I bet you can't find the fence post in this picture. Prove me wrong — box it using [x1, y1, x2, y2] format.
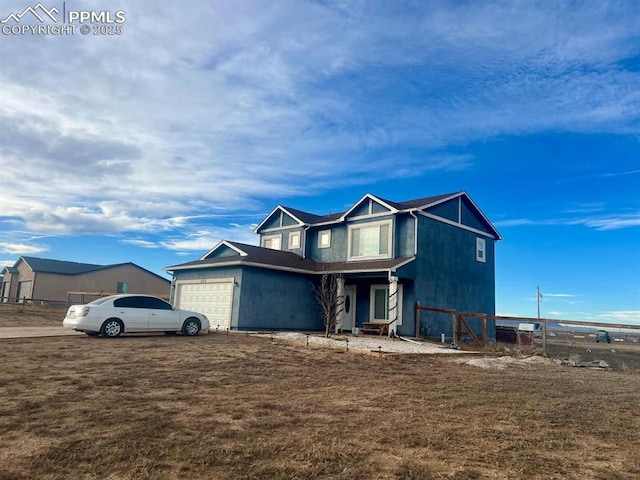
[482, 314, 487, 348]
[452, 310, 457, 345]
[416, 301, 421, 339]
[21, 297, 26, 312]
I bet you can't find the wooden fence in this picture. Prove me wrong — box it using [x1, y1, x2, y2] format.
[416, 302, 640, 353]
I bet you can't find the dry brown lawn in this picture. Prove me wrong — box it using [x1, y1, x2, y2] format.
[0, 305, 639, 479]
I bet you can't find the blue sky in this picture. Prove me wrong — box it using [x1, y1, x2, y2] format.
[0, 1, 638, 324]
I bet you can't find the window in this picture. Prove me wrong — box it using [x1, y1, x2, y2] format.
[373, 287, 389, 320]
[318, 230, 331, 249]
[288, 231, 301, 249]
[476, 237, 486, 263]
[114, 296, 145, 308]
[348, 221, 391, 260]
[116, 282, 129, 293]
[369, 284, 403, 324]
[262, 234, 282, 250]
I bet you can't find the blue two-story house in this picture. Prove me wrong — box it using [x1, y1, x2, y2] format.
[165, 192, 501, 339]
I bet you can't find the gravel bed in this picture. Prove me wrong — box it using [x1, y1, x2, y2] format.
[255, 331, 471, 354]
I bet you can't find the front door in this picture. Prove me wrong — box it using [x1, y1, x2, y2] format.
[343, 285, 356, 332]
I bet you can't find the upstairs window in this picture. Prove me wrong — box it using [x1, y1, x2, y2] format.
[348, 221, 391, 260]
[476, 237, 486, 263]
[318, 230, 331, 249]
[288, 231, 301, 249]
[262, 234, 282, 250]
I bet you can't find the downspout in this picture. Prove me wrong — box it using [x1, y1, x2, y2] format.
[409, 210, 418, 256]
[302, 225, 310, 258]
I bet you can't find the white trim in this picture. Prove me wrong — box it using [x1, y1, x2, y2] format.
[347, 219, 393, 261]
[345, 211, 396, 221]
[418, 211, 497, 239]
[254, 192, 500, 240]
[261, 234, 282, 250]
[369, 283, 403, 324]
[200, 240, 248, 260]
[318, 229, 331, 249]
[339, 193, 398, 221]
[288, 231, 301, 250]
[259, 225, 304, 233]
[175, 277, 235, 286]
[165, 257, 416, 276]
[254, 205, 305, 233]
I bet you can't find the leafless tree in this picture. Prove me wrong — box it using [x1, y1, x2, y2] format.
[312, 272, 344, 338]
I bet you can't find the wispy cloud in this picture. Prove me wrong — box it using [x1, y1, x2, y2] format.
[0, 242, 49, 255]
[495, 211, 640, 231]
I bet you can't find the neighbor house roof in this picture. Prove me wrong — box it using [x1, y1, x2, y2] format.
[21, 256, 106, 275]
[5, 256, 169, 282]
[166, 241, 414, 276]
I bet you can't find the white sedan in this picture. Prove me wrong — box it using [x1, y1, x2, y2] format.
[63, 294, 210, 338]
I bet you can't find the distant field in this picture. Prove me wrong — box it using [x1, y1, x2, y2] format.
[1, 316, 639, 479]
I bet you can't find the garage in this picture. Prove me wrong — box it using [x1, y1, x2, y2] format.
[175, 279, 234, 330]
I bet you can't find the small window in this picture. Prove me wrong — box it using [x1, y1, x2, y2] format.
[116, 282, 129, 293]
[476, 238, 486, 263]
[262, 234, 282, 250]
[288, 231, 301, 249]
[318, 230, 331, 249]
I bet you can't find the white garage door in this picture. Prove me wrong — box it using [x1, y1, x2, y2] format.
[175, 279, 234, 330]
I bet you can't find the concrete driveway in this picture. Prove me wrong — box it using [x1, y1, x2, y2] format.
[0, 327, 84, 339]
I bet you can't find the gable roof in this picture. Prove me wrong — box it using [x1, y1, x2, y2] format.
[5, 256, 169, 282]
[167, 241, 414, 276]
[254, 191, 500, 239]
[21, 256, 106, 275]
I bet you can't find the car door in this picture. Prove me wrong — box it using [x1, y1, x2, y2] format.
[143, 297, 180, 331]
[113, 296, 150, 331]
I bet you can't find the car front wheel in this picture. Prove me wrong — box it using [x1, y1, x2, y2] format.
[182, 318, 201, 336]
[101, 319, 124, 338]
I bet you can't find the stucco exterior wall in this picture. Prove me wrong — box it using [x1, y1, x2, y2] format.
[412, 216, 496, 340]
[237, 267, 322, 331]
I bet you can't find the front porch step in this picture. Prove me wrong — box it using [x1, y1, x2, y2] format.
[360, 322, 389, 336]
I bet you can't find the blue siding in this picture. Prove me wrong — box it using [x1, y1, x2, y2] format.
[395, 213, 415, 257]
[347, 201, 370, 218]
[371, 200, 391, 214]
[259, 212, 281, 231]
[237, 267, 322, 331]
[308, 226, 348, 262]
[410, 216, 496, 340]
[205, 245, 241, 259]
[461, 197, 490, 233]
[282, 212, 298, 227]
[284, 227, 304, 256]
[425, 198, 458, 222]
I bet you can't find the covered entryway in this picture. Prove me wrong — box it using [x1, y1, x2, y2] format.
[175, 279, 234, 330]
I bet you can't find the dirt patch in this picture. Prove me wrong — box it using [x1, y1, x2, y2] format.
[0, 303, 67, 327]
[0, 332, 639, 480]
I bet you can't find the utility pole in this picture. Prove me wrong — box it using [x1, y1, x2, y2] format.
[537, 285, 542, 319]
[537, 285, 547, 357]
